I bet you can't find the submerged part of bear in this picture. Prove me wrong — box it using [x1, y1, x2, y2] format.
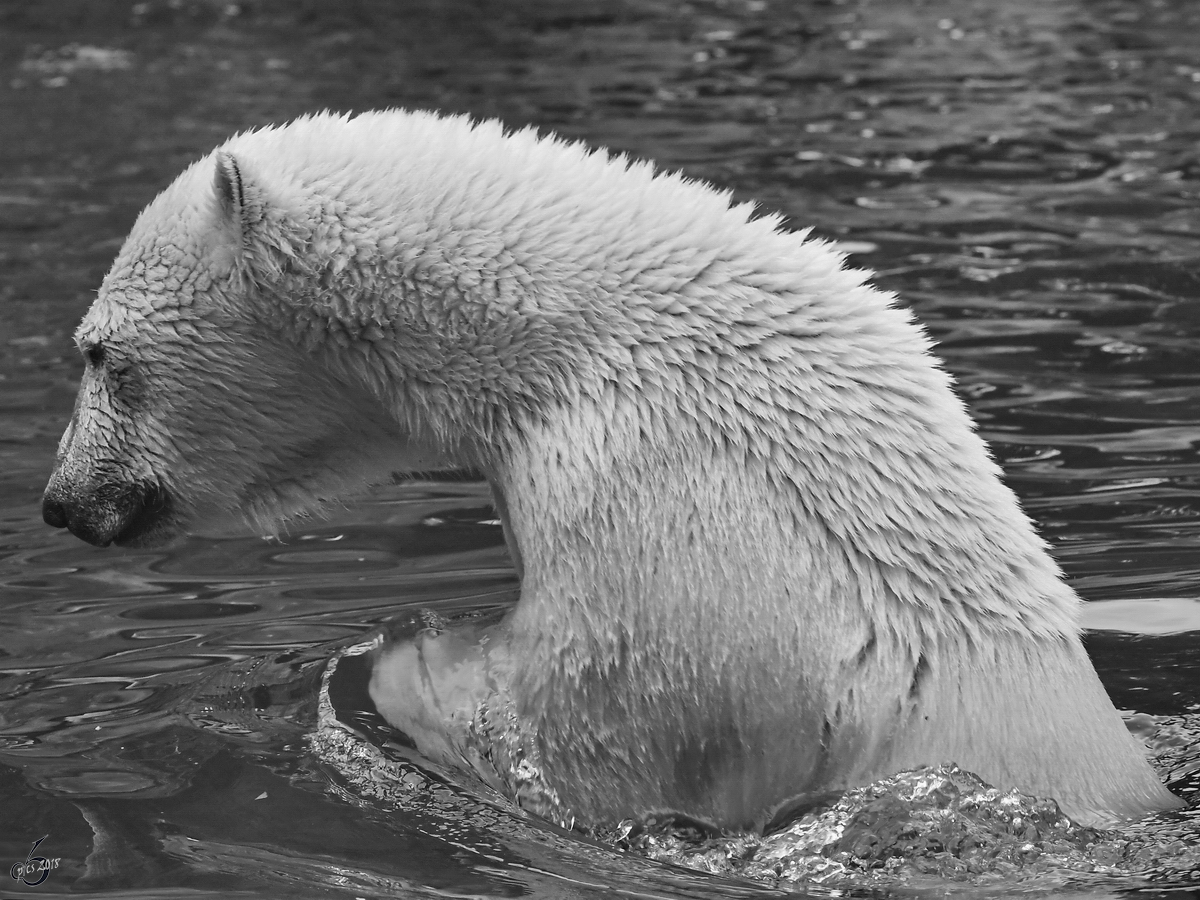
[42, 109, 1181, 831]
[317, 641, 1198, 888]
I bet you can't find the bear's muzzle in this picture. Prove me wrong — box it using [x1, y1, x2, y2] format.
[42, 471, 171, 547]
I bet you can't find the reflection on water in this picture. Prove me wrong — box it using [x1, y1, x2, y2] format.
[2, 0, 1200, 896]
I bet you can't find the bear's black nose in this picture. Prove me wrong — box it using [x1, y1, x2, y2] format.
[43, 495, 69, 529]
[41, 475, 170, 547]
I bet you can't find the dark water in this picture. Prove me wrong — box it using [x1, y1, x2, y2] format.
[2, 0, 1200, 896]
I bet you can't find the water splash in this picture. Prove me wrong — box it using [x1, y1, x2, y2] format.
[314, 640, 1200, 893]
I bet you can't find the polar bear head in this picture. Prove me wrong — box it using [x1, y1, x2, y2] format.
[42, 150, 448, 547]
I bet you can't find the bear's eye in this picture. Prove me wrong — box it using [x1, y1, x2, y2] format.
[83, 342, 105, 367]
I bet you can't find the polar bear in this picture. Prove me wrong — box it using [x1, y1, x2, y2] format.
[42, 110, 1179, 831]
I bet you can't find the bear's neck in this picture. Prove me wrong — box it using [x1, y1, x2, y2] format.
[481, 329, 1084, 668]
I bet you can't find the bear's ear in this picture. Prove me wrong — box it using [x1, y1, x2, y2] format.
[214, 151, 244, 219]
[212, 150, 264, 245]
[211, 150, 301, 283]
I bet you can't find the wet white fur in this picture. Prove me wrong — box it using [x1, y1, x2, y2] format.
[71, 110, 1178, 828]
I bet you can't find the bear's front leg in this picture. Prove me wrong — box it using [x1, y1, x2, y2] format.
[366, 616, 573, 824]
[369, 619, 500, 763]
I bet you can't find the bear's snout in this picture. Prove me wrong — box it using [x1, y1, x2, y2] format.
[41, 494, 70, 530]
[42, 472, 171, 547]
